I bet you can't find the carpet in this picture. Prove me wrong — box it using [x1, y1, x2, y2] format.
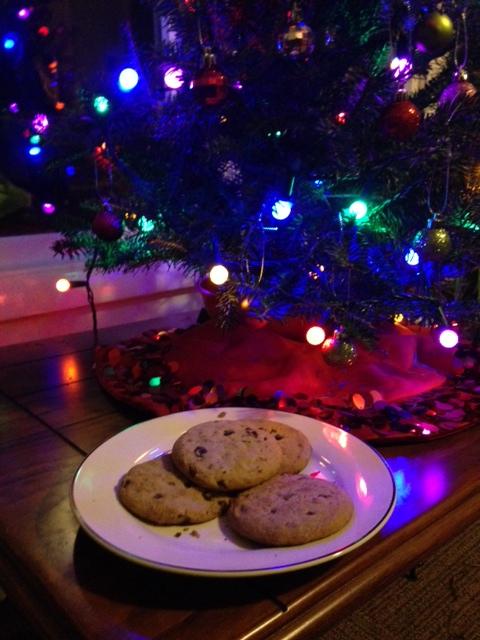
[320, 518, 480, 640]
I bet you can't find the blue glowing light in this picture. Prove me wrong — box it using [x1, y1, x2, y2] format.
[28, 146, 42, 157]
[3, 34, 17, 50]
[405, 248, 419, 266]
[118, 68, 139, 92]
[272, 199, 293, 221]
[65, 165, 76, 176]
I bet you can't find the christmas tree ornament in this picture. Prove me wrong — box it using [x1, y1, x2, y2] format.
[414, 227, 452, 261]
[439, 70, 477, 109]
[321, 332, 357, 367]
[413, 11, 455, 56]
[92, 208, 123, 241]
[379, 99, 421, 141]
[277, 3, 314, 60]
[191, 49, 229, 107]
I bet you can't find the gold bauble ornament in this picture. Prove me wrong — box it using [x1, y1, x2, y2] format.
[414, 227, 452, 261]
[321, 333, 357, 367]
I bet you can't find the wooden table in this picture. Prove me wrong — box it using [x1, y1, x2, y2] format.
[1, 320, 480, 640]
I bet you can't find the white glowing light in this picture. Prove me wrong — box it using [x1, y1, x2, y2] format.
[55, 278, 71, 293]
[405, 248, 419, 266]
[164, 66, 185, 89]
[118, 68, 139, 92]
[306, 325, 326, 346]
[438, 328, 459, 349]
[272, 199, 293, 221]
[209, 264, 229, 285]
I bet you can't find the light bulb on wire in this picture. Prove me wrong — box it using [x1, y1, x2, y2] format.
[93, 95, 110, 114]
[3, 34, 17, 50]
[209, 264, 229, 285]
[438, 328, 459, 349]
[306, 326, 326, 346]
[118, 68, 139, 92]
[272, 199, 293, 221]
[164, 66, 185, 89]
[348, 200, 368, 221]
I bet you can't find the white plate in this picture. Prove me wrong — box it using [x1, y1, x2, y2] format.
[71, 407, 396, 577]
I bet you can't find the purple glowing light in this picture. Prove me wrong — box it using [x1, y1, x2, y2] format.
[390, 56, 412, 80]
[41, 202, 56, 215]
[438, 328, 459, 349]
[17, 7, 32, 20]
[32, 113, 49, 133]
[163, 66, 185, 90]
[8, 102, 19, 114]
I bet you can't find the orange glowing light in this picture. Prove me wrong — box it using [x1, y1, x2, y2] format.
[61, 356, 79, 384]
[54, 101, 65, 111]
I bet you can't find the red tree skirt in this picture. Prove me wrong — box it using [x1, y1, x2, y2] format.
[95, 318, 480, 445]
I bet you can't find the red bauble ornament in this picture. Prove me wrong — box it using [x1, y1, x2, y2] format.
[92, 209, 123, 242]
[191, 50, 228, 107]
[379, 100, 421, 142]
[439, 77, 477, 109]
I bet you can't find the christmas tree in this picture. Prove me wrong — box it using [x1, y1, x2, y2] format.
[3, 1, 480, 439]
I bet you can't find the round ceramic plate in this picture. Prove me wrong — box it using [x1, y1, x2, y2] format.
[71, 407, 396, 577]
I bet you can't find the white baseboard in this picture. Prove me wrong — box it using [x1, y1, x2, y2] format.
[0, 233, 202, 347]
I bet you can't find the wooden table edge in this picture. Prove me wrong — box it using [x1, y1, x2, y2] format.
[257, 488, 480, 640]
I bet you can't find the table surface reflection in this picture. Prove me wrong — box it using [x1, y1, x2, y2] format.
[0, 324, 479, 640]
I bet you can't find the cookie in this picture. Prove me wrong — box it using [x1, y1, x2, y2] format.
[227, 474, 354, 546]
[171, 419, 283, 490]
[118, 454, 230, 525]
[247, 419, 312, 473]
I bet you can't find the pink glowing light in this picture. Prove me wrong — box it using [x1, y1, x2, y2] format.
[32, 113, 49, 133]
[164, 66, 185, 90]
[438, 328, 459, 349]
[8, 102, 19, 113]
[390, 56, 412, 80]
[41, 202, 56, 215]
[17, 7, 32, 20]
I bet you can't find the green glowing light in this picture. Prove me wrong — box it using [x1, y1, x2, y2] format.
[148, 376, 162, 387]
[138, 216, 155, 233]
[29, 134, 41, 144]
[348, 200, 368, 220]
[93, 95, 111, 115]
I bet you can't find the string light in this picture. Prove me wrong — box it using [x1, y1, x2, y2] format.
[209, 264, 229, 285]
[17, 8, 32, 20]
[93, 95, 110, 114]
[3, 34, 17, 50]
[55, 278, 87, 293]
[348, 200, 368, 220]
[41, 202, 56, 215]
[306, 326, 326, 346]
[405, 248, 420, 266]
[164, 66, 185, 89]
[28, 146, 42, 157]
[390, 56, 412, 79]
[272, 199, 293, 220]
[118, 67, 139, 92]
[55, 279, 71, 293]
[32, 113, 49, 133]
[438, 328, 459, 349]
